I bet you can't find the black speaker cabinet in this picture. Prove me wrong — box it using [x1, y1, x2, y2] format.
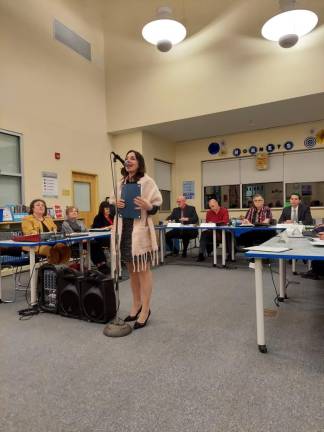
[37, 265, 116, 324]
[57, 268, 84, 319]
[81, 270, 116, 323]
[37, 264, 68, 313]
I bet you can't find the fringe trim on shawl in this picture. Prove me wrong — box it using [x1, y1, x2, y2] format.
[132, 249, 159, 272]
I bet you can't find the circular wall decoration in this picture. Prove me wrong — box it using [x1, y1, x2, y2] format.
[284, 141, 294, 150]
[233, 148, 241, 157]
[266, 144, 275, 153]
[243, 149, 247, 154]
[249, 146, 257, 155]
[208, 142, 220, 155]
[304, 136, 316, 149]
[259, 147, 264, 152]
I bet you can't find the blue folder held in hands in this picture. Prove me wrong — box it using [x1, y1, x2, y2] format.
[118, 183, 141, 219]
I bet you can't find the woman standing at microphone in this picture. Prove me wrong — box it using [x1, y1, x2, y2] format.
[112, 150, 162, 329]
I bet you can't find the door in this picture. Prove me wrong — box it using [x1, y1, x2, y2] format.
[72, 172, 98, 228]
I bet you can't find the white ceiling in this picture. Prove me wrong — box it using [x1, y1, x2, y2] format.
[112, 93, 324, 142]
[105, 0, 324, 142]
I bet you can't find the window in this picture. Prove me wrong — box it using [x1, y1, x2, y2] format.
[202, 150, 324, 209]
[286, 182, 324, 207]
[204, 185, 240, 209]
[242, 182, 283, 208]
[160, 190, 171, 211]
[154, 160, 172, 212]
[0, 131, 22, 206]
[202, 159, 240, 209]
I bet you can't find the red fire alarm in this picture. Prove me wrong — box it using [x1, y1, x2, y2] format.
[54, 152, 61, 160]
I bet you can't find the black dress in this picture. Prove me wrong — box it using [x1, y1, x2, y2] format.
[120, 218, 134, 263]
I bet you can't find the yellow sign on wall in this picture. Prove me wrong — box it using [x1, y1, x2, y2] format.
[256, 153, 268, 170]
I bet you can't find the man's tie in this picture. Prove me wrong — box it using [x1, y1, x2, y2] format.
[292, 207, 297, 222]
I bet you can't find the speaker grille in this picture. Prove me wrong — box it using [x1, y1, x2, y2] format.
[54, 19, 91, 61]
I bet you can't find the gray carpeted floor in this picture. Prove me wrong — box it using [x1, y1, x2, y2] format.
[1, 260, 324, 432]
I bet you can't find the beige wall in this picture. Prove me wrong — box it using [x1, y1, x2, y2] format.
[142, 130, 175, 178]
[111, 130, 175, 179]
[104, 0, 324, 132]
[142, 131, 176, 219]
[174, 120, 324, 220]
[111, 130, 175, 218]
[111, 131, 143, 158]
[0, 0, 110, 209]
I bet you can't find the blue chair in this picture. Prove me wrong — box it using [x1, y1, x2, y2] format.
[0, 254, 30, 303]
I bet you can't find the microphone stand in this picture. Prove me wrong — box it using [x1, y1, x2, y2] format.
[103, 153, 132, 337]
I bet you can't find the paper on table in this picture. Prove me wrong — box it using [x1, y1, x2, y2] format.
[245, 246, 291, 253]
[310, 238, 324, 246]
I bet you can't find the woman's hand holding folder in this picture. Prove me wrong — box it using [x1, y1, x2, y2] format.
[116, 199, 125, 208]
[134, 196, 153, 211]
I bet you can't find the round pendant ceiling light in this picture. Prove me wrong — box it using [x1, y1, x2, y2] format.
[142, 6, 187, 52]
[261, 0, 318, 48]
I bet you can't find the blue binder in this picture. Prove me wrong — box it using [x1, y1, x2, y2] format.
[118, 183, 141, 219]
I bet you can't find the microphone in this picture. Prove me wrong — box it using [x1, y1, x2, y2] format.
[111, 152, 125, 165]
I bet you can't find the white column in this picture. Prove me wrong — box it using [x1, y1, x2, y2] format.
[222, 229, 226, 266]
[213, 229, 217, 266]
[279, 259, 286, 299]
[160, 229, 164, 264]
[255, 259, 265, 347]
[79, 241, 84, 272]
[231, 231, 235, 261]
[30, 248, 37, 305]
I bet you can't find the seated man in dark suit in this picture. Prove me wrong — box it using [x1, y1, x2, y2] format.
[278, 193, 313, 225]
[165, 196, 198, 257]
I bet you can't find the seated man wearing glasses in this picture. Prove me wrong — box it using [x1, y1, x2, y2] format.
[165, 196, 198, 258]
[238, 194, 275, 247]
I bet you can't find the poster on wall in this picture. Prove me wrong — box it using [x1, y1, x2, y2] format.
[183, 181, 195, 199]
[42, 171, 58, 197]
[256, 153, 268, 170]
[1, 207, 13, 222]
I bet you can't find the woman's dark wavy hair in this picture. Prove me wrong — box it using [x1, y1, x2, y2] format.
[121, 150, 146, 182]
[98, 201, 110, 216]
[29, 199, 48, 216]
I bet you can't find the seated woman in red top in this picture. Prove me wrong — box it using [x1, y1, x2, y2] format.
[197, 198, 229, 261]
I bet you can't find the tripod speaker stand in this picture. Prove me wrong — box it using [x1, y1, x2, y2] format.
[103, 152, 132, 337]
